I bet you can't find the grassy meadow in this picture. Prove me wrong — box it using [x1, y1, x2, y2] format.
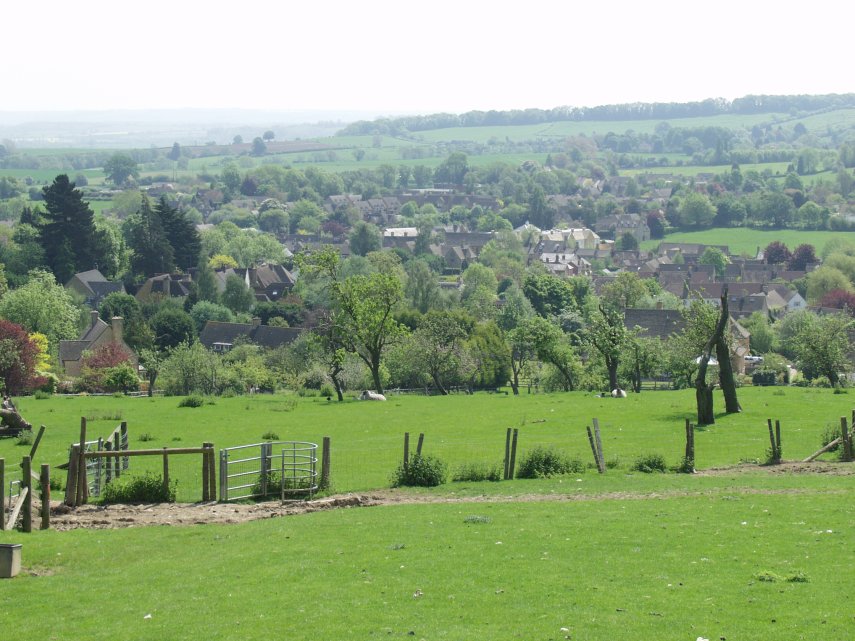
[2, 388, 854, 640]
[1, 387, 850, 495]
[643, 228, 853, 257]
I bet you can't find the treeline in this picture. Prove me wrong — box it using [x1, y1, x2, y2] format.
[338, 94, 855, 136]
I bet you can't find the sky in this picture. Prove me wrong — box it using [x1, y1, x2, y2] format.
[5, 0, 853, 119]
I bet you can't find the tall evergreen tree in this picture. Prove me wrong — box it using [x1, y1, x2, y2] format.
[155, 196, 200, 271]
[39, 174, 103, 283]
[127, 196, 174, 277]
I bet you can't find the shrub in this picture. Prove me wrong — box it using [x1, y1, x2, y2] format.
[102, 472, 176, 503]
[631, 453, 668, 473]
[820, 423, 841, 453]
[516, 446, 584, 478]
[138, 432, 154, 442]
[319, 382, 336, 398]
[392, 454, 447, 487]
[262, 431, 280, 440]
[33, 390, 52, 400]
[102, 363, 140, 393]
[452, 462, 502, 482]
[15, 430, 34, 446]
[178, 394, 204, 408]
[751, 369, 777, 386]
[810, 376, 832, 388]
[251, 470, 313, 498]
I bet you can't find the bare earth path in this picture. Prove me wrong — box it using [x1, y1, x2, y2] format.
[44, 461, 854, 531]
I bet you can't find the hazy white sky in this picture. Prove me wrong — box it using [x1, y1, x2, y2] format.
[6, 0, 852, 117]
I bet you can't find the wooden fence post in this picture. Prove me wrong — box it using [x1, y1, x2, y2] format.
[403, 432, 410, 472]
[162, 448, 169, 498]
[592, 418, 605, 473]
[104, 441, 113, 485]
[22, 456, 32, 533]
[0, 458, 5, 531]
[29, 425, 46, 461]
[416, 433, 424, 457]
[841, 417, 852, 462]
[503, 428, 512, 480]
[586, 426, 601, 473]
[775, 420, 782, 463]
[120, 421, 128, 472]
[65, 445, 79, 506]
[509, 429, 519, 480]
[40, 463, 50, 530]
[208, 446, 217, 501]
[683, 419, 695, 473]
[767, 418, 778, 464]
[320, 437, 331, 490]
[75, 417, 88, 505]
[201, 443, 210, 501]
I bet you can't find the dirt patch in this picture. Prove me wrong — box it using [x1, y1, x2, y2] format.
[36, 461, 852, 531]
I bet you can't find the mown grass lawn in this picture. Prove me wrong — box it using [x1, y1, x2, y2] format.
[1, 483, 853, 641]
[1, 387, 851, 495]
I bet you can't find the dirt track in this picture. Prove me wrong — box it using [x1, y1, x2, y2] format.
[42, 461, 854, 531]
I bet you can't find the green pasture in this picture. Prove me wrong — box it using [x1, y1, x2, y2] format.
[1, 482, 853, 640]
[642, 228, 854, 257]
[1, 387, 850, 496]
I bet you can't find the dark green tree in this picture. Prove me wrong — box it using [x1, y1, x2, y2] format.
[348, 221, 382, 257]
[103, 153, 139, 186]
[39, 174, 104, 283]
[221, 273, 255, 313]
[150, 307, 196, 351]
[126, 196, 175, 277]
[156, 196, 201, 271]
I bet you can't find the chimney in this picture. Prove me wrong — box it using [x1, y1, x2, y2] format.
[251, 317, 261, 327]
[112, 317, 123, 344]
[90, 310, 99, 328]
[656, 301, 664, 310]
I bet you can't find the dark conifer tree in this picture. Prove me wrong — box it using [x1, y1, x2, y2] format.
[39, 174, 102, 282]
[127, 196, 174, 277]
[155, 196, 201, 271]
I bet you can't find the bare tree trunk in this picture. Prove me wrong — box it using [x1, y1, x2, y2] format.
[716, 286, 741, 413]
[695, 290, 730, 426]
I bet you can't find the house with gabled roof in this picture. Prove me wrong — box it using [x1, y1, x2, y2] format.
[199, 319, 303, 353]
[59, 311, 137, 377]
[66, 269, 125, 308]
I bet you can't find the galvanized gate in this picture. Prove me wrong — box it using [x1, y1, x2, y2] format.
[71, 432, 129, 497]
[219, 441, 318, 502]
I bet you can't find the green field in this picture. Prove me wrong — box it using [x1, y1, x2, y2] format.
[1, 387, 850, 496]
[2, 388, 854, 640]
[643, 228, 855, 257]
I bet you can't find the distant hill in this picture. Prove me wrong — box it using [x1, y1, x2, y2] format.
[337, 94, 855, 136]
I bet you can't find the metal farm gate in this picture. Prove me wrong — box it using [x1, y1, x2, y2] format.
[219, 441, 318, 502]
